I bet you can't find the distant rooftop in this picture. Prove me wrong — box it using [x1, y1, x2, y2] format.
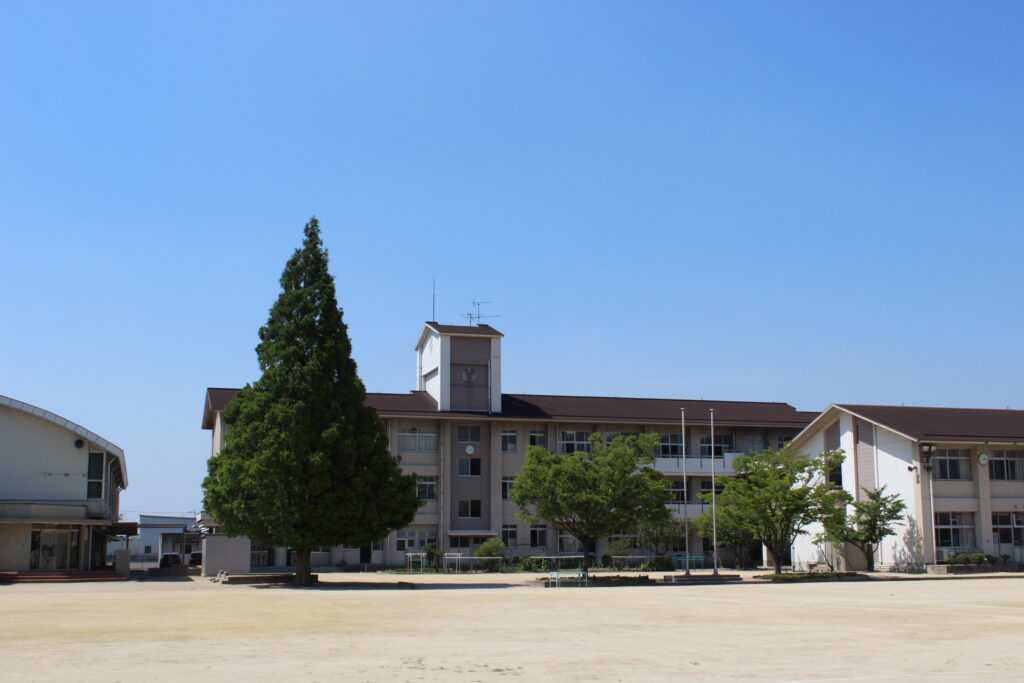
[836, 404, 1024, 443]
[424, 322, 503, 337]
[204, 387, 812, 429]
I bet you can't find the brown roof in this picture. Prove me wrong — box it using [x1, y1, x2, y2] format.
[425, 322, 503, 337]
[838, 404, 1024, 443]
[204, 387, 811, 429]
[202, 387, 244, 429]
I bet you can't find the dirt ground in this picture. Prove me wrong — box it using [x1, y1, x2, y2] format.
[3, 571, 1023, 681]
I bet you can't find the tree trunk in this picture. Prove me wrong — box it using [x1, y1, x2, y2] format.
[863, 544, 875, 572]
[293, 548, 313, 587]
[771, 544, 783, 574]
[581, 538, 595, 572]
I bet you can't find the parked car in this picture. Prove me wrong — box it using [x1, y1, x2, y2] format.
[188, 552, 202, 567]
[159, 553, 183, 568]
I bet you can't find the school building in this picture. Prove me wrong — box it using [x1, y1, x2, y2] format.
[201, 322, 814, 571]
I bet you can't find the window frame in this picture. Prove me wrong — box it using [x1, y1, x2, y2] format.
[457, 499, 482, 518]
[990, 450, 1024, 482]
[501, 429, 518, 454]
[934, 449, 972, 481]
[457, 425, 481, 443]
[558, 430, 592, 454]
[457, 458, 482, 476]
[416, 475, 438, 501]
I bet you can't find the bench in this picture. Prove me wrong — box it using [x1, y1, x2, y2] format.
[548, 570, 588, 587]
[672, 555, 705, 570]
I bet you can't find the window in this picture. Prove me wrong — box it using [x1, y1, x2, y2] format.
[501, 430, 518, 454]
[934, 449, 972, 480]
[992, 513, 1024, 546]
[935, 512, 975, 548]
[660, 433, 684, 457]
[777, 435, 793, 449]
[457, 458, 481, 476]
[699, 435, 733, 457]
[666, 480, 687, 503]
[457, 500, 482, 518]
[699, 480, 724, 497]
[558, 531, 580, 553]
[502, 476, 516, 500]
[144, 545, 152, 554]
[397, 427, 439, 453]
[449, 536, 470, 549]
[397, 529, 436, 551]
[605, 432, 638, 444]
[608, 530, 637, 548]
[502, 524, 518, 547]
[990, 451, 1024, 481]
[457, 425, 481, 443]
[311, 545, 331, 553]
[530, 525, 547, 548]
[558, 431, 592, 454]
[529, 430, 547, 448]
[87, 452, 104, 499]
[416, 476, 437, 500]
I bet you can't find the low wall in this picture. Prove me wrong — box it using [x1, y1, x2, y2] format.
[202, 535, 251, 576]
[926, 564, 1020, 575]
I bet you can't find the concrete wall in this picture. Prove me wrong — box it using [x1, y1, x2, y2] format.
[0, 524, 30, 571]
[0, 405, 94, 501]
[202, 534, 251, 576]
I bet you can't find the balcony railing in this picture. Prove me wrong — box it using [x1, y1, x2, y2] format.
[666, 502, 711, 519]
[654, 452, 744, 475]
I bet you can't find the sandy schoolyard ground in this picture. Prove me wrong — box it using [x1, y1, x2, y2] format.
[2, 571, 1023, 681]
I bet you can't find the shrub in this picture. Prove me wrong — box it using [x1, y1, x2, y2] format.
[518, 556, 551, 572]
[475, 538, 506, 571]
[968, 553, 987, 565]
[638, 556, 674, 572]
[422, 541, 439, 569]
[986, 555, 999, 565]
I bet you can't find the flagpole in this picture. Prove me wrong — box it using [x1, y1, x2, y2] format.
[710, 407, 720, 576]
[680, 408, 690, 576]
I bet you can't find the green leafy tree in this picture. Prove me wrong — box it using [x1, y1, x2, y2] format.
[511, 433, 670, 571]
[837, 486, 907, 572]
[475, 537, 506, 572]
[637, 516, 687, 557]
[202, 217, 420, 586]
[713, 447, 850, 574]
[694, 499, 760, 569]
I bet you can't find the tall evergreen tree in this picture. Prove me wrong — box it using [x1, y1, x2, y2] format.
[202, 217, 419, 586]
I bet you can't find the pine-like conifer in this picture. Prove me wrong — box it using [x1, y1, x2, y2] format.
[203, 217, 419, 586]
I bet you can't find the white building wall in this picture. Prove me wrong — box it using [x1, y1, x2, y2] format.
[0, 405, 92, 501]
[0, 524, 30, 571]
[872, 426, 920, 569]
[489, 336, 502, 413]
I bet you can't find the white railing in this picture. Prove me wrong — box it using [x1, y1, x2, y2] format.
[666, 502, 710, 519]
[654, 452, 744, 475]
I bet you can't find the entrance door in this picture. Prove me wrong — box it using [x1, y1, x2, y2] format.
[30, 526, 81, 570]
[359, 545, 372, 564]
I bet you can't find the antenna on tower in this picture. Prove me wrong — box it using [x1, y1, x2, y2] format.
[464, 299, 501, 326]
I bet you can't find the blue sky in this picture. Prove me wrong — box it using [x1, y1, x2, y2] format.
[2, 2, 1022, 516]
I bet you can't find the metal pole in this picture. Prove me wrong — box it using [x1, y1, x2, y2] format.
[681, 408, 690, 576]
[710, 408, 719, 576]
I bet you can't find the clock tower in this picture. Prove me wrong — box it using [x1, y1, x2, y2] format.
[414, 322, 503, 413]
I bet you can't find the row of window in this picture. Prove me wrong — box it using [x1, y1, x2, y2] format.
[935, 511, 1024, 548]
[931, 449, 1024, 481]
[665, 480, 723, 503]
[398, 426, 784, 458]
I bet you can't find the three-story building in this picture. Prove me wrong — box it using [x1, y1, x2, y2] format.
[202, 323, 814, 570]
